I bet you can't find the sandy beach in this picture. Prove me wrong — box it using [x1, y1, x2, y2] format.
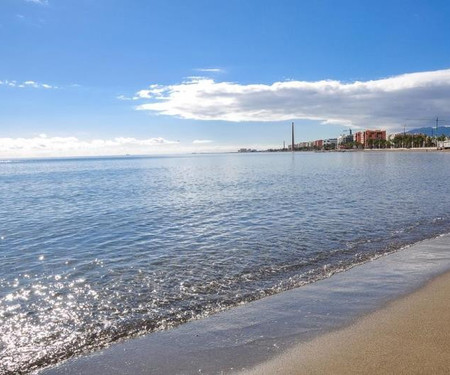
[240, 271, 450, 375]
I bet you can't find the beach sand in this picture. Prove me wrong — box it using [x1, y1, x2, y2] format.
[240, 271, 450, 375]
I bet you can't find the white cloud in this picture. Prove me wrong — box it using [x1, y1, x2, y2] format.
[0, 80, 56, 89]
[117, 94, 139, 101]
[0, 135, 182, 158]
[195, 68, 224, 73]
[132, 69, 450, 129]
[24, 80, 39, 87]
[192, 139, 213, 144]
[0, 80, 18, 88]
[25, 0, 49, 5]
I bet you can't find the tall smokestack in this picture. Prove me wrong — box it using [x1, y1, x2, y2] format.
[291, 122, 295, 151]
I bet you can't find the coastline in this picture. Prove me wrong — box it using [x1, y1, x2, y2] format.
[240, 270, 450, 374]
[262, 148, 450, 153]
[363, 147, 450, 152]
[41, 233, 450, 375]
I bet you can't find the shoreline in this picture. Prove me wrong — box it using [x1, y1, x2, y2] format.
[41, 233, 450, 375]
[263, 148, 450, 153]
[240, 270, 450, 374]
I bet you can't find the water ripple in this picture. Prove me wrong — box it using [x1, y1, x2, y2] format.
[1, 152, 450, 374]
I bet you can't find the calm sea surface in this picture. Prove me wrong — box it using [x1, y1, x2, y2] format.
[1, 152, 449, 374]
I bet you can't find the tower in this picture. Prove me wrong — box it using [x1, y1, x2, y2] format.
[291, 122, 295, 151]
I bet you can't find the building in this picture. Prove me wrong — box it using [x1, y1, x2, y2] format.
[355, 130, 387, 148]
[354, 131, 363, 145]
[314, 139, 324, 148]
[323, 138, 337, 148]
[438, 140, 450, 149]
[337, 130, 354, 149]
[297, 141, 314, 149]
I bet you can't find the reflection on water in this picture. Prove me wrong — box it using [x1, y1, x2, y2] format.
[1, 152, 449, 374]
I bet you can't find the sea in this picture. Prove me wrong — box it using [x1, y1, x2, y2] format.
[1, 151, 449, 374]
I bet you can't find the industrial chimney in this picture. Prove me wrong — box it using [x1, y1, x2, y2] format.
[291, 122, 295, 151]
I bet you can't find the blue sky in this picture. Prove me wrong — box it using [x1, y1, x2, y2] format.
[1, 0, 450, 157]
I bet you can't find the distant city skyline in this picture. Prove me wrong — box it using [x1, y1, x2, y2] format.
[2, 0, 450, 157]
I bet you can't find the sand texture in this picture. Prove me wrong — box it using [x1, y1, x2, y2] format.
[240, 271, 450, 375]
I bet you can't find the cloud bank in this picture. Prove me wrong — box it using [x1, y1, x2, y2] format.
[132, 69, 450, 128]
[0, 135, 247, 158]
[0, 135, 181, 158]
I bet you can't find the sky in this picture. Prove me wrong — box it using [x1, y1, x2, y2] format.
[2, 0, 450, 157]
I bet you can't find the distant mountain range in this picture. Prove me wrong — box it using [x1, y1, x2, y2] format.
[406, 126, 450, 137]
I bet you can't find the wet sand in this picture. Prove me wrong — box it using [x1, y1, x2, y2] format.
[240, 271, 450, 375]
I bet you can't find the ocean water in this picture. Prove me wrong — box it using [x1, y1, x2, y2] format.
[1, 152, 449, 374]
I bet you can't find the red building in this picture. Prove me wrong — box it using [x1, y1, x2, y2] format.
[355, 130, 386, 148]
[314, 139, 324, 148]
[355, 131, 364, 145]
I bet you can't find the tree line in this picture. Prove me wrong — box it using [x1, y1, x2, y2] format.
[340, 134, 446, 149]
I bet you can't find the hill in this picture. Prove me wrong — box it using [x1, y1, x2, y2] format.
[406, 126, 450, 137]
